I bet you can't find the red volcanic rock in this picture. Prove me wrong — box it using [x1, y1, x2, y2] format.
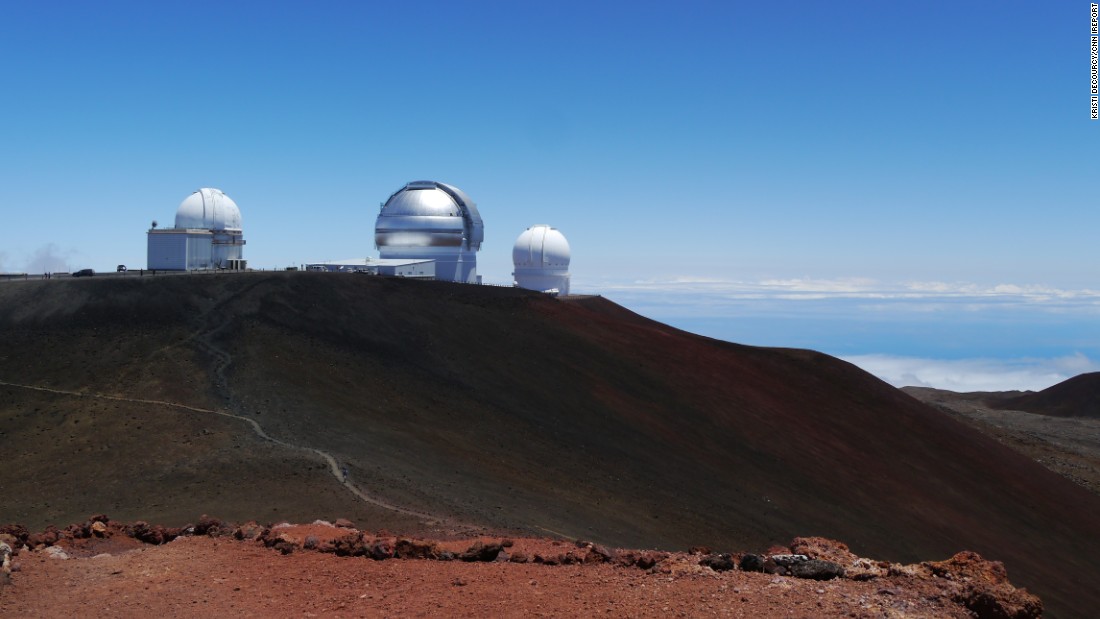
[924, 552, 1042, 619]
[1, 518, 1051, 618]
[394, 538, 439, 560]
[789, 536, 859, 566]
[333, 518, 355, 529]
[459, 541, 504, 562]
[193, 515, 225, 536]
[232, 521, 264, 541]
[368, 538, 395, 560]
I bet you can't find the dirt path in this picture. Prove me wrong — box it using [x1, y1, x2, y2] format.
[0, 379, 439, 522]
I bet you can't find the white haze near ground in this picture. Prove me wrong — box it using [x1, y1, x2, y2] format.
[838, 353, 1100, 393]
[585, 276, 1100, 393]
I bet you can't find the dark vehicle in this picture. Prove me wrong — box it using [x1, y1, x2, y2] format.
[73, 269, 95, 277]
[116, 264, 127, 272]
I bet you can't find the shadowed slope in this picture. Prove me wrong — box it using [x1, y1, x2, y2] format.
[1, 272, 1098, 616]
[993, 372, 1100, 418]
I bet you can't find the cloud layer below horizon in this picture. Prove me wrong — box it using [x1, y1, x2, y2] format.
[579, 276, 1099, 392]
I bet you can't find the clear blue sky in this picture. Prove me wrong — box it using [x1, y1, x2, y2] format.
[1, 1, 1096, 390]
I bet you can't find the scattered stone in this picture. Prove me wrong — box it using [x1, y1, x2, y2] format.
[194, 515, 225, 536]
[394, 538, 439, 560]
[739, 554, 764, 572]
[90, 522, 108, 537]
[369, 539, 394, 560]
[584, 544, 615, 564]
[790, 559, 844, 581]
[689, 546, 711, 555]
[334, 519, 355, 529]
[699, 553, 735, 572]
[43, 546, 70, 560]
[459, 541, 503, 562]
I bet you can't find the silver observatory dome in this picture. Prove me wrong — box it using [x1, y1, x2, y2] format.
[375, 180, 484, 283]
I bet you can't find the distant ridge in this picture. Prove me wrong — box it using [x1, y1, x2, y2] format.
[1, 272, 1098, 617]
[992, 372, 1100, 418]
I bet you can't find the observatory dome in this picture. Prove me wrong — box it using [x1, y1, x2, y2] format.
[175, 188, 242, 230]
[513, 225, 571, 295]
[513, 225, 570, 269]
[374, 181, 484, 283]
[375, 181, 483, 250]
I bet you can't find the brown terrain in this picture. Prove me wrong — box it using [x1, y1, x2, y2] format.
[0, 516, 1042, 618]
[1, 272, 1098, 617]
[905, 379, 1100, 497]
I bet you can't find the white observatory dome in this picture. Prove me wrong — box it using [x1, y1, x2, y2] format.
[375, 180, 484, 283]
[513, 225, 571, 295]
[175, 188, 242, 230]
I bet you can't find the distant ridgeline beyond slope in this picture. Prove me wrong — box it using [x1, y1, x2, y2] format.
[1, 272, 1098, 617]
[990, 372, 1100, 418]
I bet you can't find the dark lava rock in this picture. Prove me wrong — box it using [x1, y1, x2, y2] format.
[369, 539, 395, 560]
[700, 553, 736, 572]
[585, 544, 615, 564]
[332, 533, 368, 557]
[739, 554, 765, 572]
[790, 559, 845, 581]
[194, 515, 225, 536]
[459, 541, 503, 562]
[635, 552, 662, 570]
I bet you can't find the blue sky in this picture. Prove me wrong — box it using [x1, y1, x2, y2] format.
[1, 2, 1097, 390]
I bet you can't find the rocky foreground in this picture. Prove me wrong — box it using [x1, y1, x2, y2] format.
[0, 516, 1041, 618]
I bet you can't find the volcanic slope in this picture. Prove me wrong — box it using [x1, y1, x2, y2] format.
[1, 272, 1098, 616]
[992, 372, 1100, 419]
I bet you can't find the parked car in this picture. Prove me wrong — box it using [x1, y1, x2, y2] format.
[73, 269, 95, 277]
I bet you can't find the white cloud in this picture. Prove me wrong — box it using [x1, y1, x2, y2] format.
[840, 353, 1100, 393]
[577, 275, 1100, 316]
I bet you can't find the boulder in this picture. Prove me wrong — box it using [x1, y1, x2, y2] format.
[369, 539, 395, 560]
[739, 554, 764, 572]
[790, 559, 844, 581]
[459, 541, 503, 562]
[699, 553, 735, 572]
[394, 538, 439, 560]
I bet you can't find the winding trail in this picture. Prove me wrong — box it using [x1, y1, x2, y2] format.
[0, 379, 436, 522]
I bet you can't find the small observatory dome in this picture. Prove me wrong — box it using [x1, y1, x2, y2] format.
[513, 224, 571, 295]
[175, 188, 242, 230]
[375, 180, 484, 283]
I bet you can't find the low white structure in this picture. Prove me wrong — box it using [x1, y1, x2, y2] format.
[513, 224, 570, 295]
[147, 188, 246, 271]
[375, 181, 483, 283]
[304, 257, 434, 278]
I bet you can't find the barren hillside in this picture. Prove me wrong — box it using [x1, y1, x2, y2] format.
[1, 272, 1098, 616]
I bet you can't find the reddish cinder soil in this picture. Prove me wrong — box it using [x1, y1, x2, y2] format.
[0, 519, 1039, 618]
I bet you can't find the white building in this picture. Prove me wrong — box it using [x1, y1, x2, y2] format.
[374, 181, 483, 283]
[513, 224, 570, 295]
[147, 188, 246, 271]
[304, 257, 435, 278]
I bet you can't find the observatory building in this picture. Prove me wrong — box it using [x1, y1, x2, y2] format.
[513, 224, 570, 295]
[375, 181, 483, 283]
[147, 188, 246, 271]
